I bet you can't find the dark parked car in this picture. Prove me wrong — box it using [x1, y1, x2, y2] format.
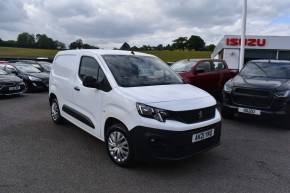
[1, 63, 49, 91]
[15, 60, 51, 72]
[0, 68, 26, 96]
[171, 59, 238, 97]
[221, 60, 290, 126]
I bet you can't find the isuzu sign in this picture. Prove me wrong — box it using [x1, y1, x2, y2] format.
[226, 38, 266, 47]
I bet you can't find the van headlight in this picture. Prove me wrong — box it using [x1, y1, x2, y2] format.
[275, 90, 290, 98]
[224, 80, 233, 93]
[136, 103, 169, 122]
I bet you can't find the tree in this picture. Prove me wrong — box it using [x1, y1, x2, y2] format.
[69, 39, 83, 49]
[120, 42, 130, 50]
[131, 46, 139, 51]
[172, 37, 188, 50]
[156, 44, 163, 50]
[54, 40, 66, 50]
[17, 32, 35, 48]
[205, 44, 216, 51]
[35, 34, 57, 49]
[82, 43, 99, 49]
[187, 35, 205, 51]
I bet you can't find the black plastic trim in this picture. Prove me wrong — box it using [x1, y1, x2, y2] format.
[62, 105, 95, 129]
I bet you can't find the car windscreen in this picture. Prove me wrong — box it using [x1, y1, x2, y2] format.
[14, 64, 41, 73]
[0, 69, 7, 75]
[241, 62, 290, 79]
[102, 55, 183, 87]
[39, 62, 51, 71]
[171, 60, 197, 72]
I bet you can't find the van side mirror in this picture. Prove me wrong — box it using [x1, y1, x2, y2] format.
[82, 76, 100, 89]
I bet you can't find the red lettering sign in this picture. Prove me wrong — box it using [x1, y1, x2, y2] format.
[226, 38, 266, 47]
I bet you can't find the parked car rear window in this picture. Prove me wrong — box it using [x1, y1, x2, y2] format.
[171, 60, 197, 72]
[103, 55, 183, 87]
[241, 61, 290, 79]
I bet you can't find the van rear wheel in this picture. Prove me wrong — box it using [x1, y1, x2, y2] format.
[105, 124, 134, 167]
[50, 98, 63, 124]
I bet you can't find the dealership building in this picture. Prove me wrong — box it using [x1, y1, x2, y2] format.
[212, 35, 290, 69]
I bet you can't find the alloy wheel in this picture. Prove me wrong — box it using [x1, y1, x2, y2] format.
[107, 131, 130, 163]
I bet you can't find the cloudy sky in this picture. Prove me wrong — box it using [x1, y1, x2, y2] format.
[1, 0, 290, 48]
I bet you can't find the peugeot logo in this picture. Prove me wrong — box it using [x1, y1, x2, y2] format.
[198, 111, 203, 119]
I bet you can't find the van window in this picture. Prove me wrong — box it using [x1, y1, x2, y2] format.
[102, 55, 183, 87]
[79, 56, 100, 81]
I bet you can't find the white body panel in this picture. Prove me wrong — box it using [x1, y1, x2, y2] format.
[49, 50, 221, 142]
[223, 49, 240, 70]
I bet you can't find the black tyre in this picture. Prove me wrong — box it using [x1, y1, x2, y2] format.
[105, 123, 134, 167]
[23, 81, 29, 93]
[50, 98, 63, 124]
[221, 105, 234, 119]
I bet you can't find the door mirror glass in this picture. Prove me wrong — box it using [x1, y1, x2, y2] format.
[82, 76, 100, 89]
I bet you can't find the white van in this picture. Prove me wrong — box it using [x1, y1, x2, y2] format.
[49, 49, 221, 167]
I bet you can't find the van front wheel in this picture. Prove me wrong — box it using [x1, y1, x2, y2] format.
[106, 124, 134, 167]
[50, 98, 63, 124]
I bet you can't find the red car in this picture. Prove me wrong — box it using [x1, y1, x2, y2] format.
[171, 59, 238, 97]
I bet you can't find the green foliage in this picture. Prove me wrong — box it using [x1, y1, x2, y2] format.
[0, 32, 65, 50]
[120, 42, 131, 50]
[172, 37, 188, 50]
[0, 47, 58, 58]
[187, 35, 205, 51]
[17, 32, 35, 48]
[205, 44, 216, 51]
[143, 50, 211, 62]
[0, 47, 211, 62]
[69, 39, 99, 49]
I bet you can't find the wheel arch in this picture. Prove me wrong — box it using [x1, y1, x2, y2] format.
[49, 93, 57, 105]
[104, 117, 128, 138]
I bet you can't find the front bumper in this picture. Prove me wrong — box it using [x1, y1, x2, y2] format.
[130, 122, 221, 161]
[222, 92, 290, 117]
[28, 80, 49, 91]
[0, 83, 26, 96]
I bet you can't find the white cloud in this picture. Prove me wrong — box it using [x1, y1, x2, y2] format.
[0, 0, 290, 48]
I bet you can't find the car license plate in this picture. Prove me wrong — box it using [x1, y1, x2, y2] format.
[9, 86, 20, 91]
[238, 107, 261, 115]
[192, 129, 215, 143]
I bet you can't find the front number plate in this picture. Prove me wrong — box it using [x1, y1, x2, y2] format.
[192, 129, 215, 143]
[9, 86, 20, 91]
[238, 107, 261, 115]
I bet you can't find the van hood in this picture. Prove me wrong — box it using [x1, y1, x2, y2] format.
[118, 84, 216, 111]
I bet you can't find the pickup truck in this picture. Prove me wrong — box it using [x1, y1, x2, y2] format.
[171, 59, 238, 97]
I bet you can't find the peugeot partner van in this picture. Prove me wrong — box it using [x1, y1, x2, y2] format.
[49, 50, 221, 167]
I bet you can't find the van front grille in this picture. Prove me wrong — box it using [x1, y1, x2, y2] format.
[168, 106, 216, 124]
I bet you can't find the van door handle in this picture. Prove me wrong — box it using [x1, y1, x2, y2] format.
[74, 86, 80, 91]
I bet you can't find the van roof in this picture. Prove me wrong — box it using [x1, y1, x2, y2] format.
[56, 49, 153, 57]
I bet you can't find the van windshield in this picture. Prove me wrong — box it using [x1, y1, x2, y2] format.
[102, 55, 183, 87]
